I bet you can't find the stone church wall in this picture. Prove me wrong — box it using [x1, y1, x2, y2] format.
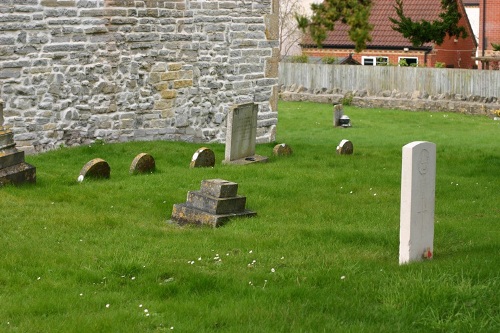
[0, 0, 279, 153]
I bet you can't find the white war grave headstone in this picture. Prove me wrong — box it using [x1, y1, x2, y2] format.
[399, 141, 436, 265]
[223, 103, 268, 165]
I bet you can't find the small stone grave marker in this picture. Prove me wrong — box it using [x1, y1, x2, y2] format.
[190, 147, 215, 168]
[170, 179, 256, 227]
[333, 104, 343, 127]
[273, 143, 293, 156]
[399, 141, 436, 265]
[79, 158, 110, 181]
[130, 153, 156, 174]
[336, 139, 353, 155]
[223, 103, 268, 165]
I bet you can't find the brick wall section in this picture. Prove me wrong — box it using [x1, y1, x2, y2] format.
[0, 0, 279, 153]
[479, 0, 500, 55]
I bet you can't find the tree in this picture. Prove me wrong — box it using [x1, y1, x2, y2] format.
[389, 0, 468, 47]
[279, 0, 306, 58]
[296, 0, 373, 53]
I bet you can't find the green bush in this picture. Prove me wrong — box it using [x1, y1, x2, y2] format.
[290, 55, 308, 63]
[321, 56, 337, 64]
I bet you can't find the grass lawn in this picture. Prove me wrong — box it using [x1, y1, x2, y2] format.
[1, 101, 499, 332]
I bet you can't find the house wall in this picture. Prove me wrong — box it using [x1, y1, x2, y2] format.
[0, 0, 279, 154]
[434, 35, 477, 69]
[302, 48, 429, 66]
[431, 0, 478, 69]
[479, 0, 500, 56]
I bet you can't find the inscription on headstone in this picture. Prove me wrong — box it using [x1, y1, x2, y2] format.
[399, 141, 436, 265]
[223, 103, 267, 164]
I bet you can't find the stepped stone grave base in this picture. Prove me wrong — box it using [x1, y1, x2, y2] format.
[171, 179, 256, 227]
[0, 104, 37, 187]
[0, 161, 36, 187]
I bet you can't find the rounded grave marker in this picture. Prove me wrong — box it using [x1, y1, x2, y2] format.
[79, 158, 110, 181]
[130, 153, 156, 175]
[190, 147, 215, 168]
[336, 139, 354, 155]
[273, 143, 293, 156]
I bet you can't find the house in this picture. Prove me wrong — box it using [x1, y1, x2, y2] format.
[280, 0, 322, 57]
[300, 0, 478, 68]
[474, 0, 500, 69]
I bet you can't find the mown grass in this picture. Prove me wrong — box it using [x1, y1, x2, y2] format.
[1, 101, 499, 332]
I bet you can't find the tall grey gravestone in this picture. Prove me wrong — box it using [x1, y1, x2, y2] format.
[399, 141, 436, 265]
[223, 103, 268, 165]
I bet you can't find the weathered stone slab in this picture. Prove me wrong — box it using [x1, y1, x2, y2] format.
[190, 147, 215, 168]
[79, 158, 110, 180]
[224, 103, 268, 164]
[0, 130, 16, 151]
[0, 150, 25, 169]
[187, 191, 247, 215]
[399, 141, 436, 265]
[200, 179, 238, 198]
[171, 203, 256, 228]
[273, 143, 293, 156]
[0, 99, 4, 130]
[336, 139, 353, 155]
[130, 153, 155, 175]
[333, 103, 343, 127]
[0, 162, 36, 187]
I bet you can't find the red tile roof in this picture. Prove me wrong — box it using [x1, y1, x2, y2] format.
[302, 0, 462, 49]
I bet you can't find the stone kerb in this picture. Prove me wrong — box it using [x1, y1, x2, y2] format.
[279, 86, 500, 117]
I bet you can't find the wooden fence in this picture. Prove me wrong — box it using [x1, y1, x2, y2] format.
[279, 63, 500, 99]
